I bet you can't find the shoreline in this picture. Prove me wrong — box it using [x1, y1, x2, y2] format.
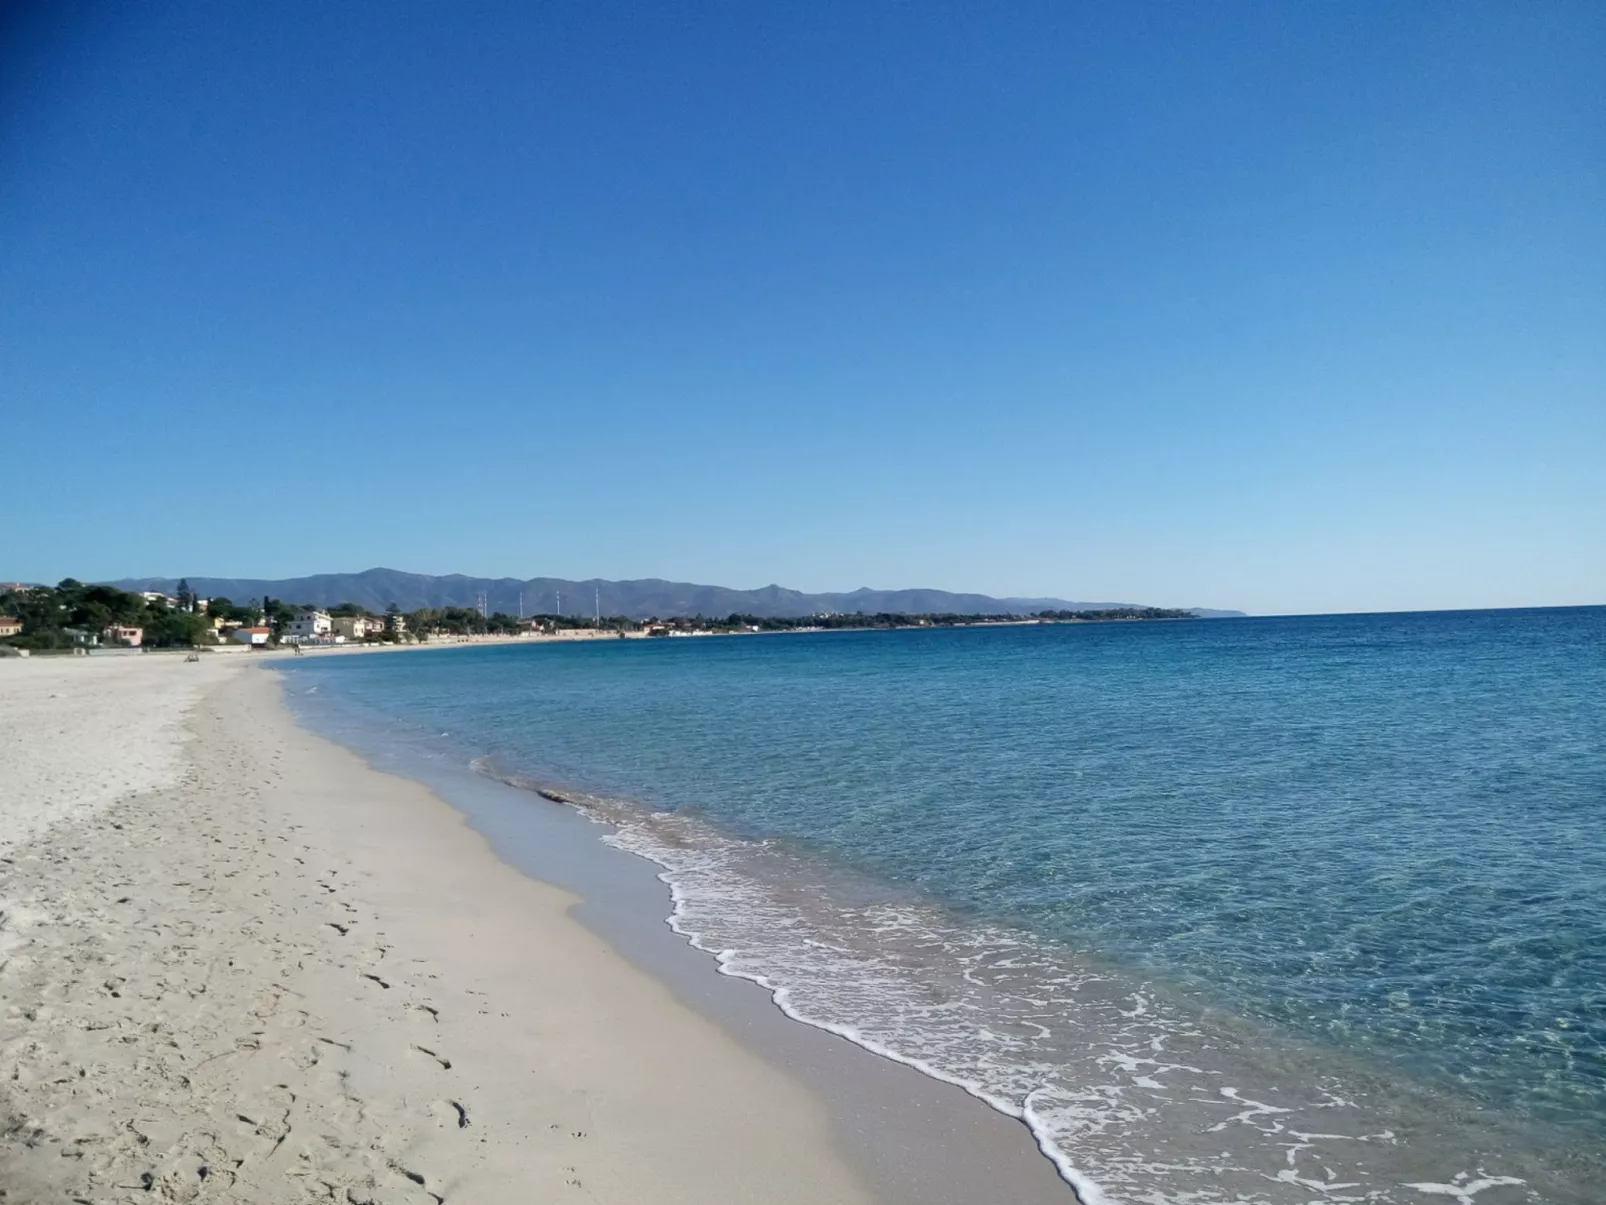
[285, 678, 1084, 1205]
[0, 651, 1073, 1203]
[272, 631, 1593, 1205]
[0, 609, 1205, 663]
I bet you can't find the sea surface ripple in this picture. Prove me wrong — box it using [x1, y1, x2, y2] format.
[281, 608, 1606, 1204]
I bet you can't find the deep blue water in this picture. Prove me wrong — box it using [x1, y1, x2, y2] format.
[281, 608, 1606, 1204]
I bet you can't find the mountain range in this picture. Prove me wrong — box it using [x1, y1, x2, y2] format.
[108, 568, 1243, 619]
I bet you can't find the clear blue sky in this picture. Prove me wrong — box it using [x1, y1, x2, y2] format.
[3, 2, 1601, 614]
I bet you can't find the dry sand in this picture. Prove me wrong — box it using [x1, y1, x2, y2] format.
[0, 655, 242, 855]
[0, 656, 876, 1203]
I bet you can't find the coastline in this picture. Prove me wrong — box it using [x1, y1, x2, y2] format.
[113, 607, 1206, 662]
[271, 623, 1596, 1205]
[0, 652, 1072, 1202]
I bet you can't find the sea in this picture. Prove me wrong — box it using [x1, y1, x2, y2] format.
[277, 607, 1606, 1205]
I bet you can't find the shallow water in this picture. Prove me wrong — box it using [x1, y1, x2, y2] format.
[280, 609, 1606, 1203]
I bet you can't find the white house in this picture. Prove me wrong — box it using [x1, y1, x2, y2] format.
[230, 626, 271, 646]
[283, 610, 333, 640]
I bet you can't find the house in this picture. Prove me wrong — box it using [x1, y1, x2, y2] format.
[103, 625, 144, 647]
[230, 626, 271, 646]
[283, 609, 333, 640]
[0, 617, 22, 638]
[332, 615, 384, 641]
[387, 612, 407, 634]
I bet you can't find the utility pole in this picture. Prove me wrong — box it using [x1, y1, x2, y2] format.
[594, 585, 601, 630]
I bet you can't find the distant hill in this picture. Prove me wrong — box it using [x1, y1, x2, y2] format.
[108, 568, 1243, 619]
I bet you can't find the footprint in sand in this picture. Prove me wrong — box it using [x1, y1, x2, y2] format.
[411, 1044, 452, 1070]
[430, 1099, 470, 1129]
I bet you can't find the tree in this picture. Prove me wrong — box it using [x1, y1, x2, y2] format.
[143, 608, 208, 648]
[175, 578, 194, 612]
[206, 597, 256, 625]
[262, 597, 297, 641]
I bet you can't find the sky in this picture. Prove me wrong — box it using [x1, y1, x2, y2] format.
[2, 2, 1601, 615]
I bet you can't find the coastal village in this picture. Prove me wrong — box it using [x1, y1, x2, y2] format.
[0, 580, 621, 652]
[0, 577, 1197, 656]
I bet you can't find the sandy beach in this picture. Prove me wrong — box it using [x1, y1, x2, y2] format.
[0, 653, 1072, 1204]
[0, 655, 881, 1203]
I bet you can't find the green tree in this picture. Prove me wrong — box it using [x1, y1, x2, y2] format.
[263, 597, 297, 641]
[143, 608, 208, 648]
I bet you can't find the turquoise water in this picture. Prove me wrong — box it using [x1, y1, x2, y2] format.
[281, 608, 1606, 1204]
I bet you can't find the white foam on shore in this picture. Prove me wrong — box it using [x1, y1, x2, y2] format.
[600, 818, 1170, 1205]
[661, 869, 1118, 1205]
[594, 810, 1544, 1205]
[457, 758, 1552, 1204]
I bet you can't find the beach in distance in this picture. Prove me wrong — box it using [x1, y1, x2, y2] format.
[3, 607, 1603, 1205]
